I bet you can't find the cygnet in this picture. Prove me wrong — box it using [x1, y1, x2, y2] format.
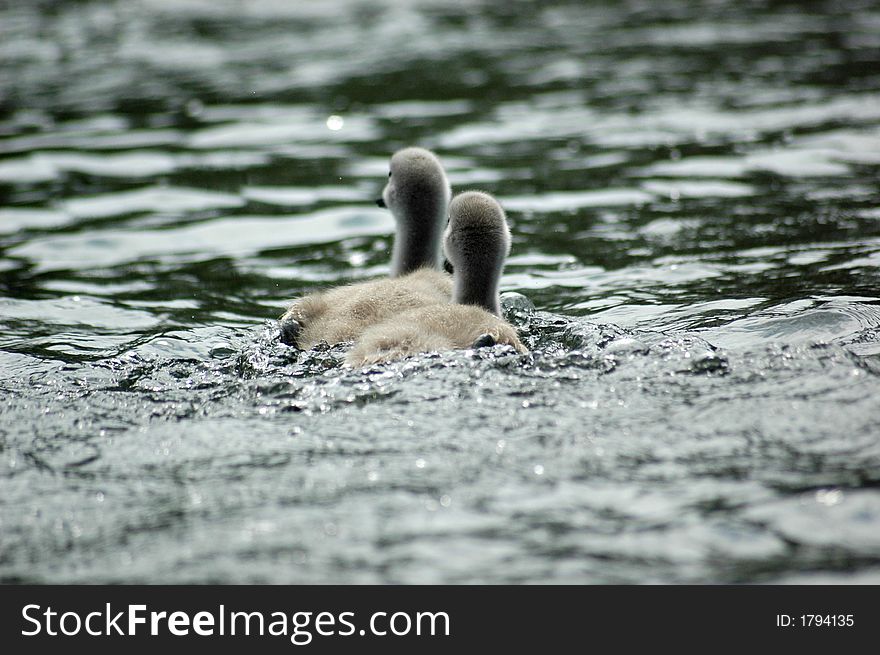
[280, 147, 452, 349]
[346, 191, 527, 366]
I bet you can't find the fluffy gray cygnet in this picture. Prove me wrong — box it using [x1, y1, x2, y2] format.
[346, 191, 527, 366]
[280, 147, 452, 349]
[380, 147, 452, 277]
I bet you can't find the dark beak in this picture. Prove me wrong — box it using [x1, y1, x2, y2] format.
[375, 197, 386, 208]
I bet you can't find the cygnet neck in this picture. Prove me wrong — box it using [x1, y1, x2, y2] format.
[390, 204, 445, 276]
[444, 191, 510, 316]
[452, 258, 503, 316]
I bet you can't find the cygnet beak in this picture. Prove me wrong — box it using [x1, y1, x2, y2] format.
[375, 197, 387, 208]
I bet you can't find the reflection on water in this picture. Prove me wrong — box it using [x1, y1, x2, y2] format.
[1, 0, 879, 583]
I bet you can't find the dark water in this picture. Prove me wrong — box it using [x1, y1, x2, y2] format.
[1, 0, 879, 583]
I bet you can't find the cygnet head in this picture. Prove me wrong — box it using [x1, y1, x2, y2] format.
[377, 147, 451, 277]
[443, 191, 511, 316]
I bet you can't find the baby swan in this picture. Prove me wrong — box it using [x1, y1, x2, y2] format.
[346, 191, 527, 367]
[380, 147, 452, 277]
[280, 147, 452, 349]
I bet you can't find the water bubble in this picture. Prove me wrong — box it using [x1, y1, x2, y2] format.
[348, 252, 367, 267]
[501, 292, 536, 325]
[209, 342, 236, 359]
[326, 115, 344, 130]
[815, 489, 843, 506]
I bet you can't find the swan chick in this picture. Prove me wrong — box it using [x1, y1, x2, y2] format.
[283, 268, 452, 349]
[280, 147, 452, 349]
[345, 303, 527, 366]
[346, 191, 527, 366]
[380, 147, 452, 277]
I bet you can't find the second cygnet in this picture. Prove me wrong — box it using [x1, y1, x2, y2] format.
[346, 191, 527, 366]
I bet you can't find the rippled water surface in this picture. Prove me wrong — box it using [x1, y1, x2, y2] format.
[2, 0, 880, 583]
